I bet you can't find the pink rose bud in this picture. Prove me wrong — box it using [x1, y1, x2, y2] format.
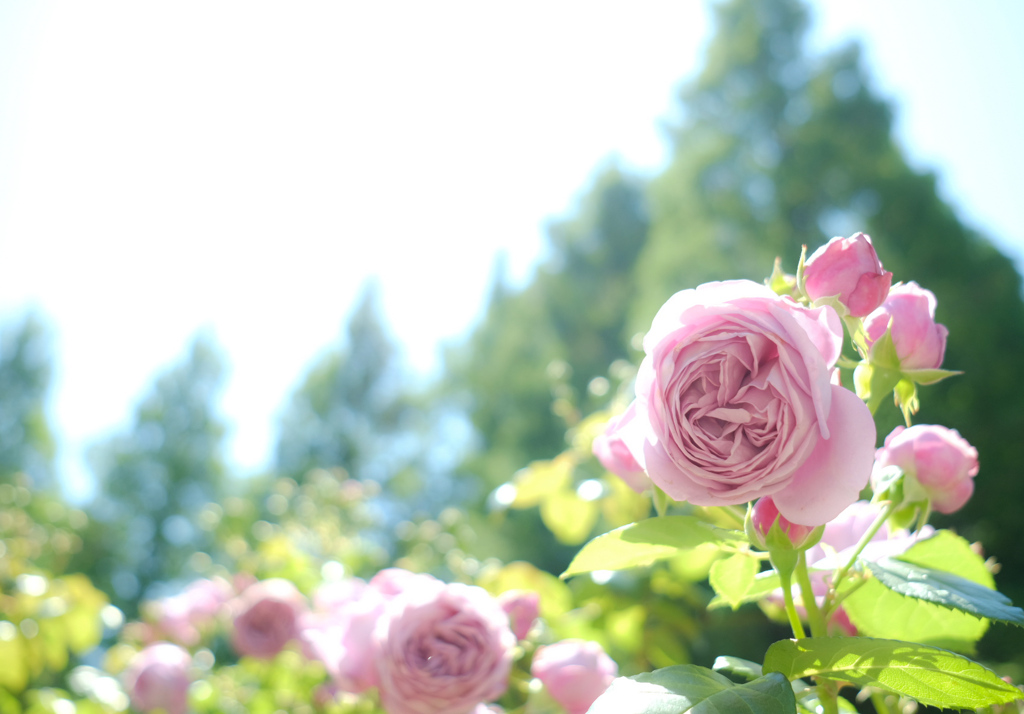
[803, 233, 892, 317]
[231, 578, 307, 659]
[864, 282, 949, 370]
[750, 496, 817, 549]
[592, 403, 650, 493]
[497, 589, 540, 640]
[873, 425, 979, 514]
[531, 639, 618, 714]
[374, 582, 515, 714]
[123, 642, 192, 714]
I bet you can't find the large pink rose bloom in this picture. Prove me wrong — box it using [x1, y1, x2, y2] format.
[231, 578, 307, 659]
[531, 639, 618, 714]
[803, 233, 892, 317]
[630, 280, 876, 525]
[864, 282, 948, 370]
[123, 642, 191, 714]
[374, 581, 515, 714]
[873, 425, 979, 514]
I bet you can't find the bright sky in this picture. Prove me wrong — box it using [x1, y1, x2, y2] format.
[0, 1, 1021, 502]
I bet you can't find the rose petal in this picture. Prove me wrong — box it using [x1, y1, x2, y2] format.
[772, 385, 876, 526]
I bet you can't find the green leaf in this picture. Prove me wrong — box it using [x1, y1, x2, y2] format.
[840, 577, 988, 653]
[900, 530, 994, 588]
[865, 558, 1024, 627]
[589, 664, 796, 714]
[539, 488, 599, 545]
[709, 570, 782, 610]
[713, 656, 763, 681]
[561, 516, 746, 578]
[709, 552, 759, 610]
[902, 367, 963, 386]
[764, 637, 1022, 709]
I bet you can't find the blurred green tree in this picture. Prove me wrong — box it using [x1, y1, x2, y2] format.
[84, 334, 228, 614]
[273, 282, 461, 537]
[275, 282, 412, 484]
[0, 312, 55, 487]
[443, 167, 650, 569]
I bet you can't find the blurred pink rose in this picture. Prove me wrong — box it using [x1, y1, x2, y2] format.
[803, 233, 892, 317]
[531, 639, 618, 714]
[864, 282, 948, 370]
[156, 577, 233, 646]
[231, 578, 306, 659]
[750, 496, 816, 549]
[874, 425, 979, 514]
[123, 642, 191, 714]
[497, 589, 539, 640]
[629, 280, 876, 526]
[592, 403, 650, 493]
[374, 581, 515, 714]
[302, 570, 442, 694]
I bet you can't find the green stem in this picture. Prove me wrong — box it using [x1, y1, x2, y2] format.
[777, 567, 806, 640]
[823, 501, 896, 617]
[916, 502, 932, 533]
[795, 552, 827, 638]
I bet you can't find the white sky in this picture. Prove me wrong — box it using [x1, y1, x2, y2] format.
[0, 1, 1021, 501]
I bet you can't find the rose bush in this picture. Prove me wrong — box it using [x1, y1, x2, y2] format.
[873, 424, 979, 513]
[373, 580, 516, 714]
[615, 279, 876, 525]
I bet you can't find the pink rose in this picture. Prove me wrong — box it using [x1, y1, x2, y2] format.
[531, 639, 618, 714]
[231, 578, 306, 659]
[750, 496, 817, 549]
[303, 569, 443, 694]
[873, 425, 979, 514]
[123, 642, 191, 714]
[864, 282, 948, 370]
[374, 581, 515, 714]
[803, 233, 892, 317]
[629, 280, 876, 525]
[497, 589, 539, 640]
[156, 577, 233, 646]
[592, 403, 651, 493]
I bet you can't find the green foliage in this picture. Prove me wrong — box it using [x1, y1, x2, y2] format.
[84, 334, 229, 613]
[865, 558, 1024, 627]
[764, 637, 1022, 709]
[840, 529, 997, 653]
[562, 516, 745, 578]
[0, 313, 55, 487]
[588, 665, 795, 714]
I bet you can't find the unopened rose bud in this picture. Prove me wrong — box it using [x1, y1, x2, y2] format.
[497, 589, 539, 640]
[803, 233, 892, 317]
[591, 403, 649, 493]
[531, 640, 618, 714]
[748, 497, 818, 549]
[864, 282, 948, 370]
[873, 425, 979, 514]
